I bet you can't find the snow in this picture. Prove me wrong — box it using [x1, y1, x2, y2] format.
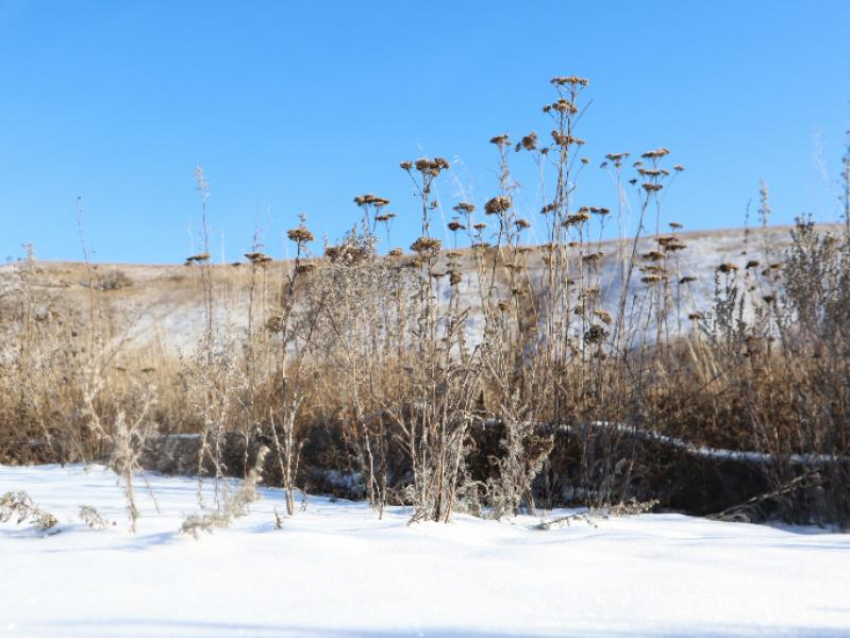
[1, 464, 849, 637]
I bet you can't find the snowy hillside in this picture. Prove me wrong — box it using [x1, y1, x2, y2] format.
[0, 224, 832, 357]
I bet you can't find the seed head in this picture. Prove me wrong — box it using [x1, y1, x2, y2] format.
[641, 147, 671, 160]
[287, 226, 315, 244]
[410, 236, 442, 257]
[490, 134, 511, 148]
[583, 324, 608, 345]
[550, 75, 589, 87]
[484, 196, 512, 215]
[518, 132, 538, 152]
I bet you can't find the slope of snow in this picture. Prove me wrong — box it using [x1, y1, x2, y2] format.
[1, 464, 848, 637]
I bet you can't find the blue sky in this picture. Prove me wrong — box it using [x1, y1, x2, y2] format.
[1, 0, 848, 264]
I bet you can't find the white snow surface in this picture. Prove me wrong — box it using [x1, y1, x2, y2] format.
[1, 464, 849, 638]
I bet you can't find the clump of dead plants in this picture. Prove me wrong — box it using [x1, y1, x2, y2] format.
[1, 75, 849, 529]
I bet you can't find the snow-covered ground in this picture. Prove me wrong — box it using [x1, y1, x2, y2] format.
[1, 465, 849, 638]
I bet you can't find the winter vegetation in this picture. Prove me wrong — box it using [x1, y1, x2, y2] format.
[2, 74, 850, 635]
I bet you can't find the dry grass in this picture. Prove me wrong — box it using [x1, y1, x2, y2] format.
[1, 76, 849, 527]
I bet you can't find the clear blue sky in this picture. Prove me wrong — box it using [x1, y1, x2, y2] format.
[1, 0, 848, 264]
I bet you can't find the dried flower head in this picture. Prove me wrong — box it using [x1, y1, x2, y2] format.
[551, 131, 584, 147]
[484, 196, 512, 215]
[594, 309, 613, 325]
[519, 132, 538, 152]
[551, 75, 589, 87]
[287, 226, 315, 244]
[641, 147, 671, 160]
[266, 315, 284, 333]
[565, 211, 591, 225]
[185, 252, 210, 264]
[410, 236, 442, 257]
[244, 252, 272, 264]
[490, 134, 511, 148]
[583, 324, 608, 345]
[454, 202, 476, 214]
[717, 263, 739, 274]
[414, 157, 450, 176]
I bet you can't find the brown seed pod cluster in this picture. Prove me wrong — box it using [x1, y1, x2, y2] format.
[641, 147, 671, 159]
[490, 134, 511, 147]
[594, 309, 613, 325]
[287, 227, 315, 244]
[265, 315, 284, 333]
[244, 252, 273, 264]
[564, 211, 591, 226]
[412, 157, 450, 176]
[583, 324, 608, 345]
[410, 236, 442, 257]
[185, 252, 210, 265]
[551, 75, 590, 87]
[453, 202, 476, 214]
[354, 194, 390, 208]
[551, 131, 584, 147]
[484, 196, 512, 215]
[325, 244, 368, 263]
[516, 132, 538, 152]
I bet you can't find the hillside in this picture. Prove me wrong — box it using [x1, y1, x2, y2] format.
[0, 224, 825, 358]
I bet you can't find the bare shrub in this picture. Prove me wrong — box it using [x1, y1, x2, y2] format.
[0, 491, 58, 532]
